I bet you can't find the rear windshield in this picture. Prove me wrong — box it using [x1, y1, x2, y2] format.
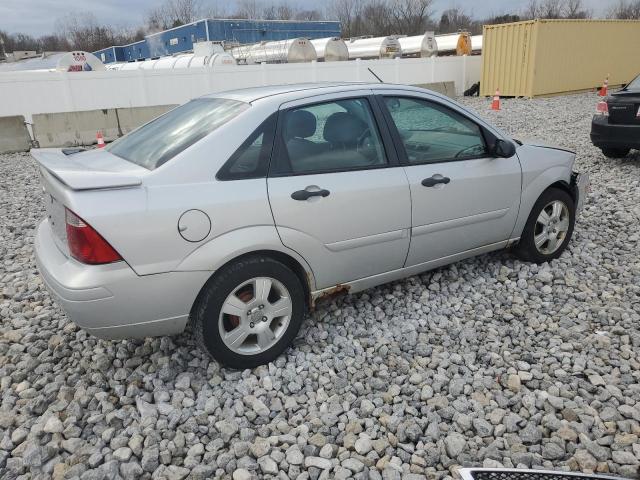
[625, 74, 640, 91]
[107, 98, 249, 170]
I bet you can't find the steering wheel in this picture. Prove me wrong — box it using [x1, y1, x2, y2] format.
[357, 127, 372, 151]
[454, 144, 483, 158]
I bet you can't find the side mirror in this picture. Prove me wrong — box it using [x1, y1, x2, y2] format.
[493, 138, 516, 158]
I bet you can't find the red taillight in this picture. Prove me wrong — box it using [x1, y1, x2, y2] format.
[595, 100, 608, 116]
[65, 209, 122, 265]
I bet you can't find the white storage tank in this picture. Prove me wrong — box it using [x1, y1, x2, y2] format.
[139, 59, 160, 69]
[154, 56, 181, 69]
[347, 36, 402, 60]
[310, 37, 349, 61]
[207, 53, 236, 66]
[398, 32, 437, 58]
[120, 61, 144, 71]
[435, 32, 472, 56]
[471, 35, 482, 53]
[105, 52, 236, 70]
[231, 38, 317, 64]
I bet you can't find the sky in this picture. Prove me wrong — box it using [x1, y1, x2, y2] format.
[1, 0, 612, 37]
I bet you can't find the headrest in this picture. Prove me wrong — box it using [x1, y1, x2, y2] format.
[285, 110, 316, 139]
[323, 112, 366, 144]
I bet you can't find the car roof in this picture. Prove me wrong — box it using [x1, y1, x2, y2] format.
[203, 82, 434, 104]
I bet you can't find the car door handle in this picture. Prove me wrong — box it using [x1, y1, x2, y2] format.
[421, 176, 451, 187]
[291, 188, 331, 201]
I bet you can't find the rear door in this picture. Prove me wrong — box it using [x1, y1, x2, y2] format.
[376, 91, 521, 267]
[267, 91, 411, 289]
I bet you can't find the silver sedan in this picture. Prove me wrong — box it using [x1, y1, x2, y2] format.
[33, 83, 589, 368]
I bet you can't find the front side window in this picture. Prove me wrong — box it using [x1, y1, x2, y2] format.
[107, 98, 249, 170]
[274, 98, 387, 175]
[383, 97, 487, 164]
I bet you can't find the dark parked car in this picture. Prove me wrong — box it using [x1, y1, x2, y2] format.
[591, 73, 640, 158]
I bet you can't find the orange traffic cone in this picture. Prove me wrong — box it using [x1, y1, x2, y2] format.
[598, 75, 609, 97]
[491, 88, 501, 110]
[96, 131, 105, 148]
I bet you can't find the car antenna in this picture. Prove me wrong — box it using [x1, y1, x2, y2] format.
[368, 68, 383, 83]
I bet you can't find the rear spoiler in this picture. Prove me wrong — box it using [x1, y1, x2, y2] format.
[31, 148, 142, 191]
[458, 468, 627, 480]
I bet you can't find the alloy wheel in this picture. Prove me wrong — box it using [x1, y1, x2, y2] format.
[218, 277, 292, 355]
[533, 200, 570, 255]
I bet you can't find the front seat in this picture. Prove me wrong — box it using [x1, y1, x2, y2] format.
[317, 112, 373, 170]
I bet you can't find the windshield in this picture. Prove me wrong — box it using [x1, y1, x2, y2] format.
[624, 73, 640, 91]
[107, 98, 249, 170]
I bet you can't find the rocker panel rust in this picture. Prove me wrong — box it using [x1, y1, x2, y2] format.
[309, 284, 351, 310]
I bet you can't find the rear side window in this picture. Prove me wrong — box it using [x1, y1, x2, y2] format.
[107, 98, 249, 170]
[217, 113, 277, 180]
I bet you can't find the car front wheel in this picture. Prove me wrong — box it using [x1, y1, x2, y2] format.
[193, 256, 305, 369]
[515, 187, 576, 264]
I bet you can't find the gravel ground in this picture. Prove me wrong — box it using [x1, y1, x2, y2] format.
[1, 92, 639, 480]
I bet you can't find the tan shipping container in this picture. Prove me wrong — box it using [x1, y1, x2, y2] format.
[480, 19, 640, 97]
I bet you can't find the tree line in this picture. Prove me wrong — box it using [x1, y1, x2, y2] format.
[1, 0, 639, 57]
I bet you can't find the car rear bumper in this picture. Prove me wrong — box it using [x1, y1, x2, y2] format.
[590, 115, 640, 149]
[34, 219, 211, 340]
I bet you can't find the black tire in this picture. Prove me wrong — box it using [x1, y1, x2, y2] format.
[515, 187, 576, 264]
[601, 147, 630, 158]
[193, 256, 305, 369]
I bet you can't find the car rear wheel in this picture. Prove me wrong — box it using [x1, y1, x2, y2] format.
[515, 188, 575, 264]
[193, 256, 305, 369]
[601, 147, 630, 158]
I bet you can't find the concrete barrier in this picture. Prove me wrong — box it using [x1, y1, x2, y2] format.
[33, 105, 176, 148]
[0, 116, 31, 153]
[411, 81, 456, 98]
[114, 105, 177, 135]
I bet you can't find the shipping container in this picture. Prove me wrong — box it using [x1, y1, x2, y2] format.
[481, 19, 640, 97]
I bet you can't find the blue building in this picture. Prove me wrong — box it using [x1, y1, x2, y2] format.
[95, 18, 341, 63]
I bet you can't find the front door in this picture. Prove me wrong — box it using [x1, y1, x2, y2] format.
[378, 93, 522, 267]
[267, 94, 411, 289]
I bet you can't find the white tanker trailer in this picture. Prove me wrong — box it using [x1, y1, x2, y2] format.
[398, 32, 438, 58]
[471, 35, 482, 53]
[346, 36, 402, 60]
[434, 32, 472, 55]
[106, 52, 236, 70]
[230, 38, 317, 64]
[310, 37, 349, 61]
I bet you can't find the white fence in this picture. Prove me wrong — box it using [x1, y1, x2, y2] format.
[0, 55, 481, 122]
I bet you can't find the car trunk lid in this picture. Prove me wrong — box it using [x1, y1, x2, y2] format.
[32, 148, 147, 256]
[607, 91, 640, 125]
[31, 148, 146, 190]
